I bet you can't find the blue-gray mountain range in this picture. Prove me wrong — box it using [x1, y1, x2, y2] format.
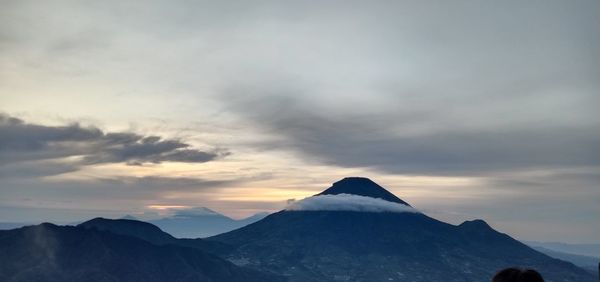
[147, 208, 269, 238]
[0, 177, 596, 282]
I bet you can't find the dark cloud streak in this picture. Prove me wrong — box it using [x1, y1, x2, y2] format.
[0, 114, 228, 176]
[223, 93, 600, 176]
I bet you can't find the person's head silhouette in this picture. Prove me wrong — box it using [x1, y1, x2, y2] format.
[492, 267, 544, 282]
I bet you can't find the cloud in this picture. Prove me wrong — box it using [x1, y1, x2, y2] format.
[2, 0, 599, 177]
[0, 174, 259, 222]
[170, 207, 221, 218]
[0, 114, 228, 176]
[0, 161, 79, 179]
[0, 175, 238, 210]
[97, 176, 237, 191]
[286, 194, 419, 213]
[222, 93, 600, 176]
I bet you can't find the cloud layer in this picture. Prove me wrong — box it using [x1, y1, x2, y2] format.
[0, 114, 227, 177]
[223, 90, 600, 176]
[286, 194, 419, 213]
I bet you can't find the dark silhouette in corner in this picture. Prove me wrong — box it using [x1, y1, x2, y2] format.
[492, 268, 544, 282]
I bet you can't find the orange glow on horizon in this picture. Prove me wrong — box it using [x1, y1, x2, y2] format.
[147, 205, 189, 210]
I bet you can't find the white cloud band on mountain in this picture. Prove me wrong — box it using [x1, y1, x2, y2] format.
[285, 194, 419, 213]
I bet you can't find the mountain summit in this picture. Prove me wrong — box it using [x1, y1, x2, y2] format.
[318, 177, 411, 206]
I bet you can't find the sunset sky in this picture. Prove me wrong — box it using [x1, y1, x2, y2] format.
[1, 1, 599, 243]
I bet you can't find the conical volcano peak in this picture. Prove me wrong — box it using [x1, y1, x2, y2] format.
[318, 177, 411, 206]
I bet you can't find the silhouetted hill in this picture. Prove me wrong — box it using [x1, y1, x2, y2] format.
[0, 223, 282, 282]
[525, 241, 600, 258]
[78, 217, 233, 255]
[530, 246, 599, 276]
[79, 217, 176, 245]
[209, 177, 595, 282]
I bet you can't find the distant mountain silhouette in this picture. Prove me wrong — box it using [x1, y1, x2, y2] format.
[525, 241, 600, 258]
[79, 217, 176, 244]
[0, 222, 29, 230]
[78, 217, 233, 255]
[529, 246, 599, 276]
[0, 223, 282, 282]
[2, 177, 595, 282]
[149, 207, 269, 238]
[209, 177, 595, 282]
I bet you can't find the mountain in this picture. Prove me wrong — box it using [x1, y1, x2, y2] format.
[149, 207, 269, 238]
[238, 212, 271, 225]
[318, 177, 410, 205]
[525, 241, 600, 258]
[78, 217, 232, 254]
[208, 177, 595, 282]
[79, 217, 176, 245]
[529, 246, 599, 276]
[0, 222, 282, 282]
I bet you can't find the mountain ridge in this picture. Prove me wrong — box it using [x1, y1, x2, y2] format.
[208, 177, 595, 282]
[1, 177, 594, 282]
[0, 222, 283, 282]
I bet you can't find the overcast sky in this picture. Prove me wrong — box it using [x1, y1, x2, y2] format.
[1, 0, 599, 243]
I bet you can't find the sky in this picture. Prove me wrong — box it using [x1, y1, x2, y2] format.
[0, 0, 599, 243]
